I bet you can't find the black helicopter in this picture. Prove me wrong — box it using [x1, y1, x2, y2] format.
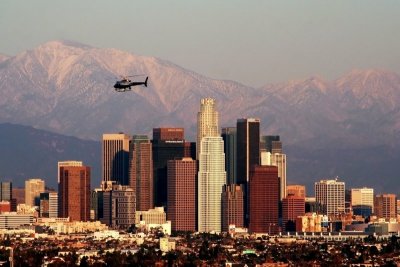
[114, 75, 148, 92]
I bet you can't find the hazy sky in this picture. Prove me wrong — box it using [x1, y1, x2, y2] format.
[1, 1, 399, 87]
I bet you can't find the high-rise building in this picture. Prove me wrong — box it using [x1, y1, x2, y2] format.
[101, 183, 136, 229]
[198, 136, 226, 232]
[222, 127, 237, 185]
[282, 195, 305, 232]
[102, 133, 130, 185]
[351, 187, 374, 217]
[130, 135, 153, 211]
[287, 185, 306, 198]
[270, 153, 287, 200]
[25, 178, 45, 207]
[237, 118, 260, 225]
[315, 179, 345, 217]
[39, 192, 58, 218]
[152, 128, 186, 207]
[260, 135, 282, 154]
[196, 98, 219, 159]
[221, 184, 244, 232]
[374, 194, 397, 220]
[249, 165, 279, 234]
[59, 165, 91, 221]
[167, 158, 197, 232]
[58, 161, 83, 183]
[0, 181, 12, 202]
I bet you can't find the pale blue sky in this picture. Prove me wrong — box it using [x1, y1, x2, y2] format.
[0, 0, 399, 86]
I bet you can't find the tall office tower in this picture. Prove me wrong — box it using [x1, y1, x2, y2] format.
[101, 183, 136, 229]
[0, 181, 12, 201]
[58, 161, 82, 183]
[197, 98, 219, 159]
[167, 158, 197, 232]
[270, 153, 287, 200]
[282, 195, 305, 232]
[59, 165, 91, 221]
[152, 128, 186, 207]
[39, 192, 58, 218]
[315, 178, 345, 217]
[351, 187, 374, 217]
[25, 178, 45, 207]
[184, 142, 196, 159]
[222, 127, 237, 185]
[198, 136, 226, 232]
[130, 135, 153, 211]
[287, 185, 306, 198]
[102, 133, 130, 185]
[237, 118, 260, 225]
[260, 135, 282, 154]
[249, 165, 279, 234]
[221, 184, 244, 232]
[374, 194, 397, 220]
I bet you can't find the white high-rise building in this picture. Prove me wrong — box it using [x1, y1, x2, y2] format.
[197, 98, 226, 232]
[315, 178, 345, 217]
[197, 98, 219, 159]
[198, 136, 226, 232]
[25, 178, 45, 207]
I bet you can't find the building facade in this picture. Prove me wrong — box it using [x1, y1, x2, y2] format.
[152, 128, 186, 207]
[282, 195, 305, 232]
[222, 127, 237, 185]
[374, 194, 397, 220]
[102, 133, 130, 185]
[25, 178, 45, 207]
[40, 192, 58, 218]
[130, 135, 153, 211]
[351, 187, 374, 217]
[196, 98, 219, 159]
[0, 181, 12, 202]
[315, 179, 345, 217]
[287, 185, 306, 198]
[59, 165, 91, 221]
[221, 184, 244, 232]
[167, 158, 197, 232]
[249, 165, 279, 234]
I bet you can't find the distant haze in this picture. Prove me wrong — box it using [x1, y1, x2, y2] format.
[0, 1, 399, 87]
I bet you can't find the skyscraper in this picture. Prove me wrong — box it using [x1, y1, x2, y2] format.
[237, 118, 260, 225]
[260, 135, 282, 154]
[222, 127, 237, 185]
[374, 194, 397, 220]
[351, 187, 374, 217]
[221, 184, 244, 232]
[237, 118, 260, 185]
[197, 97, 226, 232]
[59, 165, 91, 221]
[196, 98, 219, 159]
[130, 135, 153, 211]
[249, 165, 279, 234]
[315, 179, 345, 217]
[25, 178, 45, 207]
[198, 136, 226, 232]
[167, 158, 197, 232]
[152, 128, 186, 207]
[102, 133, 130, 185]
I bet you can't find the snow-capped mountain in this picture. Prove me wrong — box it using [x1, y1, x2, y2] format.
[1, 40, 400, 191]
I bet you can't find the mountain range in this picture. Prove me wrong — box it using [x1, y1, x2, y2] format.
[0, 40, 399, 193]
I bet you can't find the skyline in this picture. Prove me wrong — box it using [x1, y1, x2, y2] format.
[1, 1, 400, 87]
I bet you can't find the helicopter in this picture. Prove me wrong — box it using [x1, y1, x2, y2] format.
[114, 75, 148, 92]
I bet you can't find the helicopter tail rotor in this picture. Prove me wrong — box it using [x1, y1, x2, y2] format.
[144, 77, 148, 87]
